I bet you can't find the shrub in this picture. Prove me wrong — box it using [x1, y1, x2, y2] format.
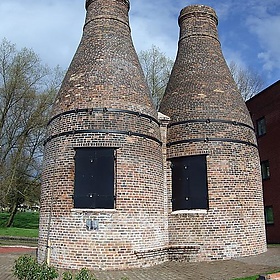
[37, 262, 58, 280]
[62, 271, 73, 280]
[75, 268, 96, 280]
[13, 255, 58, 280]
[14, 255, 127, 280]
[14, 255, 38, 280]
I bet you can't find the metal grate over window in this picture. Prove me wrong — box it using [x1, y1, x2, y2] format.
[74, 147, 115, 209]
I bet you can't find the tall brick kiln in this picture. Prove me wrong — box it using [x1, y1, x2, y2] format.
[38, 0, 167, 270]
[160, 5, 266, 260]
[38, 0, 267, 271]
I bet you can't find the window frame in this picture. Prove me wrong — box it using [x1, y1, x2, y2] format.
[261, 160, 270, 180]
[264, 206, 274, 225]
[256, 117, 266, 137]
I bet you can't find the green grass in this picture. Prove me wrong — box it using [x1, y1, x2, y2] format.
[0, 211, 39, 238]
[232, 269, 280, 280]
[0, 211, 39, 229]
[268, 243, 280, 247]
[0, 227, 38, 238]
[232, 276, 258, 280]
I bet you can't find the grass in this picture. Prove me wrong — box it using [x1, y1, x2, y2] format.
[0, 211, 39, 238]
[268, 243, 280, 247]
[0, 227, 38, 238]
[232, 269, 280, 280]
[232, 276, 259, 280]
[0, 211, 39, 229]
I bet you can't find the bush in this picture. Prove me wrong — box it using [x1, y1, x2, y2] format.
[13, 255, 58, 280]
[62, 268, 97, 280]
[62, 271, 73, 280]
[14, 255, 127, 280]
[75, 268, 96, 280]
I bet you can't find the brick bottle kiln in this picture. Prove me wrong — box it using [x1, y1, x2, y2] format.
[38, 0, 167, 270]
[38, 1, 266, 270]
[160, 5, 266, 260]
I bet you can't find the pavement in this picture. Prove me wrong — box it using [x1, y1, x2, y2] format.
[1, 245, 280, 280]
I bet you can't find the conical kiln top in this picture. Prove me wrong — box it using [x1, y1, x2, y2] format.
[54, 0, 155, 118]
[161, 5, 251, 125]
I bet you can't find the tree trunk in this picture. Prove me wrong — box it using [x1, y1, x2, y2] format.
[6, 203, 18, 227]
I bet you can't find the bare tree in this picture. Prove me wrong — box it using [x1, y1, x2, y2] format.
[0, 39, 62, 226]
[138, 45, 173, 110]
[229, 61, 265, 101]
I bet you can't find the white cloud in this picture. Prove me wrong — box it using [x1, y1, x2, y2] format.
[223, 48, 248, 70]
[246, 12, 280, 73]
[212, 0, 280, 85]
[130, 0, 180, 60]
[129, 0, 235, 60]
[0, 0, 84, 69]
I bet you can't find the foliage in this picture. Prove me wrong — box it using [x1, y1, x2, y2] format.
[138, 45, 173, 110]
[231, 276, 258, 280]
[0, 38, 63, 226]
[14, 257, 97, 280]
[74, 268, 96, 280]
[232, 269, 280, 280]
[14, 255, 58, 280]
[62, 271, 73, 280]
[14, 255, 129, 280]
[229, 61, 265, 101]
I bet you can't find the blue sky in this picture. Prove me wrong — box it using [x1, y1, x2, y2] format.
[0, 0, 279, 89]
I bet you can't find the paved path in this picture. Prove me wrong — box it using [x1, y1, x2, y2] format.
[1, 246, 280, 280]
[0, 247, 37, 280]
[0, 246, 36, 254]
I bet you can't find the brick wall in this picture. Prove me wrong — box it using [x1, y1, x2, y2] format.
[38, 1, 267, 270]
[38, 0, 168, 270]
[246, 81, 280, 243]
[160, 5, 266, 261]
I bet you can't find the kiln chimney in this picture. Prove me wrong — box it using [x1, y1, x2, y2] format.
[38, 0, 167, 270]
[160, 5, 266, 261]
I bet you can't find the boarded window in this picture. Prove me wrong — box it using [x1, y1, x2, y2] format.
[171, 155, 208, 211]
[74, 148, 115, 209]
